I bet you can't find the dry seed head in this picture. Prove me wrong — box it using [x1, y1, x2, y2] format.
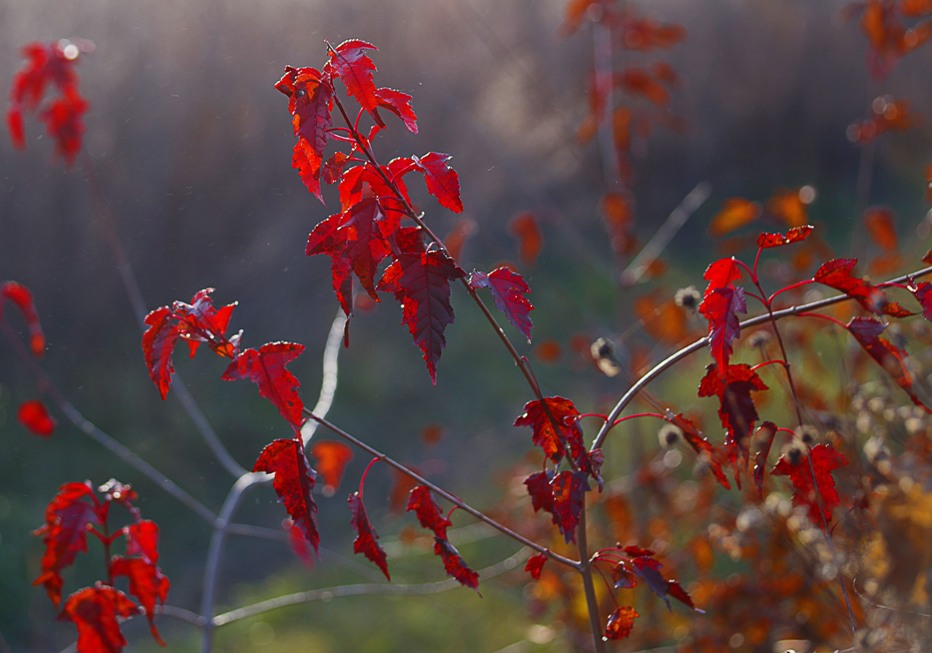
[674, 285, 700, 311]
[658, 423, 682, 448]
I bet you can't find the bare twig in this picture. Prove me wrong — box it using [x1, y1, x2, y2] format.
[591, 265, 932, 452]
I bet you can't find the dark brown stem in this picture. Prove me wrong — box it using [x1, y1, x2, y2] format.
[576, 507, 606, 653]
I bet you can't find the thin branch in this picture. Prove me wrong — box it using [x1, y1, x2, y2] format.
[1, 319, 218, 524]
[306, 410, 580, 570]
[591, 264, 932, 452]
[210, 548, 531, 627]
[300, 308, 346, 446]
[199, 471, 268, 652]
[80, 153, 245, 478]
[576, 508, 607, 653]
[619, 182, 711, 287]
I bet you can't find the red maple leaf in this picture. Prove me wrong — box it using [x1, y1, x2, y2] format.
[18, 399, 56, 436]
[348, 492, 390, 580]
[33, 482, 103, 607]
[412, 152, 464, 213]
[378, 245, 463, 383]
[619, 546, 696, 610]
[699, 258, 746, 372]
[141, 307, 182, 400]
[604, 606, 639, 641]
[252, 438, 319, 554]
[513, 396, 585, 465]
[406, 485, 452, 539]
[276, 65, 334, 201]
[756, 225, 815, 249]
[772, 443, 848, 525]
[664, 413, 731, 489]
[375, 87, 418, 133]
[912, 281, 932, 323]
[284, 519, 315, 567]
[142, 289, 239, 400]
[109, 557, 170, 645]
[222, 342, 306, 427]
[7, 40, 92, 164]
[468, 267, 534, 342]
[170, 288, 239, 358]
[433, 537, 479, 590]
[59, 584, 139, 653]
[551, 470, 590, 543]
[698, 364, 769, 467]
[846, 316, 930, 412]
[524, 470, 556, 514]
[124, 521, 160, 564]
[509, 213, 544, 266]
[307, 197, 393, 307]
[814, 258, 911, 317]
[525, 552, 548, 580]
[328, 40, 380, 114]
[1, 280, 46, 356]
[310, 441, 354, 494]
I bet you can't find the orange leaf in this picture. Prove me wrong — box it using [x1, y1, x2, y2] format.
[708, 198, 760, 236]
[864, 207, 898, 251]
[767, 188, 810, 227]
[509, 213, 543, 266]
[634, 294, 688, 345]
[617, 68, 669, 105]
[310, 441, 354, 494]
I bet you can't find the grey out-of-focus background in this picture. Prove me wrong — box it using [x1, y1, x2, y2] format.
[1, 0, 930, 650]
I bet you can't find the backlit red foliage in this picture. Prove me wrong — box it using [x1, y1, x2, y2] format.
[7, 40, 92, 164]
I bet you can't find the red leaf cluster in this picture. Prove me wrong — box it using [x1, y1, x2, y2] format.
[756, 225, 815, 249]
[142, 288, 240, 399]
[515, 397, 602, 542]
[143, 289, 307, 426]
[7, 40, 92, 164]
[604, 606, 639, 641]
[514, 397, 586, 466]
[406, 486, 479, 590]
[852, 0, 932, 79]
[34, 482, 169, 651]
[1, 280, 46, 356]
[280, 41, 470, 380]
[594, 545, 697, 641]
